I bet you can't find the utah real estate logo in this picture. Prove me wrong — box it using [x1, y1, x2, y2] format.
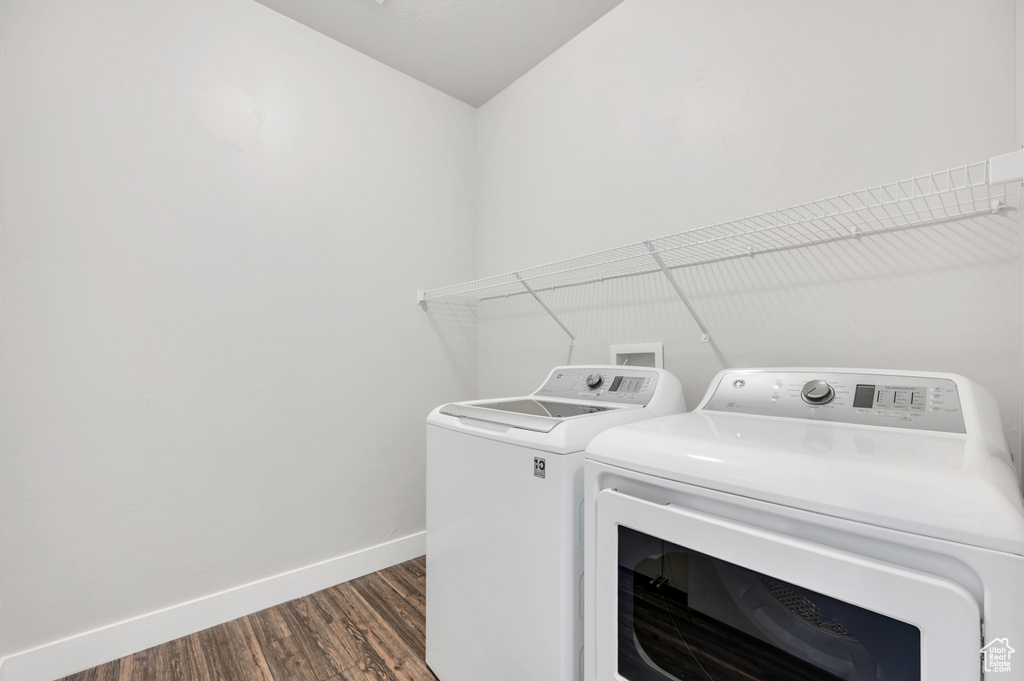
[982, 638, 1015, 673]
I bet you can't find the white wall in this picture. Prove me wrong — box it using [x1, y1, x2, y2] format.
[1017, 0, 1024, 480]
[0, 0, 476, 663]
[476, 0, 1021, 455]
[1019, 0, 1024, 148]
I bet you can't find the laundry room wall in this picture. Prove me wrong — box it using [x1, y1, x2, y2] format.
[1019, 0, 1024, 150]
[0, 0, 476, 669]
[475, 0, 1022, 458]
[1017, 0, 1024, 483]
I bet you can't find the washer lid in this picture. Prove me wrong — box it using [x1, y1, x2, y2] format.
[439, 399, 621, 433]
[586, 411, 1024, 555]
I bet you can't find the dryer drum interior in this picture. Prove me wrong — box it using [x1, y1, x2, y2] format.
[617, 525, 919, 681]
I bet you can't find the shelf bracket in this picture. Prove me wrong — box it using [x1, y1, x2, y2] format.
[988, 148, 1024, 185]
[516, 273, 576, 347]
[645, 241, 711, 343]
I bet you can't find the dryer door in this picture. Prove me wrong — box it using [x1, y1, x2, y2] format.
[591, 489, 981, 681]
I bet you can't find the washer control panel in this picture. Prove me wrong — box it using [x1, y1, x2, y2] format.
[705, 370, 966, 433]
[533, 367, 660, 407]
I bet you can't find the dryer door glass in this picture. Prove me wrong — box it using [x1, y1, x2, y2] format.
[617, 525, 920, 681]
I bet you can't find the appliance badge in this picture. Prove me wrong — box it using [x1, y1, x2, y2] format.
[534, 457, 546, 479]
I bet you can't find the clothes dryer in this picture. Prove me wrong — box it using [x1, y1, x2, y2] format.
[584, 368, 1024, 681]
[427, 365, 686, 681]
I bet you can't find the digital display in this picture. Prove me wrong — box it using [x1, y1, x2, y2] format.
[609, 376, 645, 393]
[853, 384, 876, 409]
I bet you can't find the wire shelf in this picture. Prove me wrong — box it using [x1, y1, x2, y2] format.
[419, 157, 1019, 305]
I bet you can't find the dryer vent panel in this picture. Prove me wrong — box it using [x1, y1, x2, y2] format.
[611, 343, 663, 368]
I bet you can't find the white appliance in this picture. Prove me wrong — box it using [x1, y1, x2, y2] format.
[427, 365, 686, 681]
[584, 368, 1024, 681]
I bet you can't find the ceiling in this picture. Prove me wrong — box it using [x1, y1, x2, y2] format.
[250, 0, 627, 108]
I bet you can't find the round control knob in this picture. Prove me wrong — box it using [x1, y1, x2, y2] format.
[801, 379, 835, 405]
[585, 373, 604, 390]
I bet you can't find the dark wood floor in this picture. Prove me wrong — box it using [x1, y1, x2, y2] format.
[58, 556, 438, 681]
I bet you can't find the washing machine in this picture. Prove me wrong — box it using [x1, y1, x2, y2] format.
[426, 365, 686, 681]
[584, 368, 1024, 681]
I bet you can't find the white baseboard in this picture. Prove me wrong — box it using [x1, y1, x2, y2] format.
[1, 531, 426, 681]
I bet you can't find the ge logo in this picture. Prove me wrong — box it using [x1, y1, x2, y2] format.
[534, 457, 546, 479]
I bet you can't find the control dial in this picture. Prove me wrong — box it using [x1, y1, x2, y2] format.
[585, 373, 604, 390]
[801, 379, 836, 405]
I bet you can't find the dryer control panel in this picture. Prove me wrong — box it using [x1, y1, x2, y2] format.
[533, 366, 661, 407]
[704, 370, 966, 433]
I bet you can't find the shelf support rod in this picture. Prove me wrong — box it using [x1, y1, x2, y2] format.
[516, 273, 576, 347]
[645, 241, 710, 343]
